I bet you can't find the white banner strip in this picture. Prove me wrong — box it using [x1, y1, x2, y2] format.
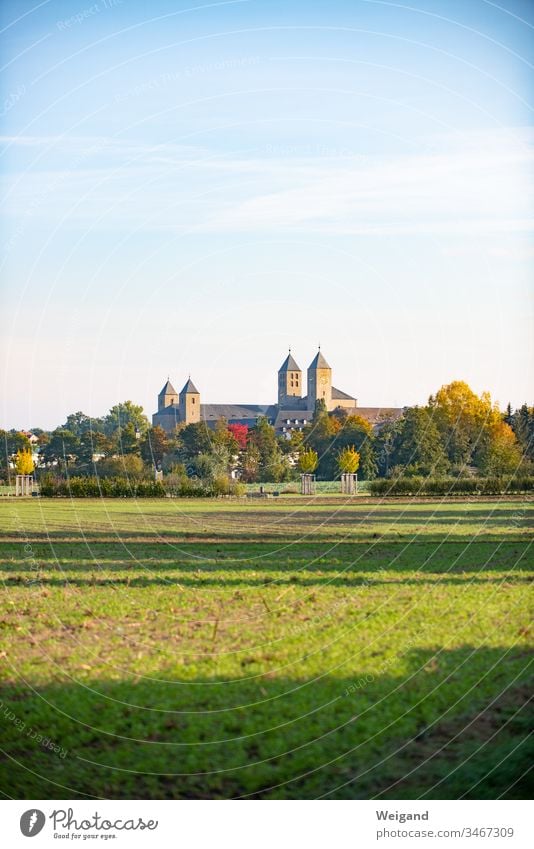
[1, 799, 531, 848]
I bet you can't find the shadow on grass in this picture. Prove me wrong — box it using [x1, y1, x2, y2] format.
[0, 646, 531, 800]
[3, 574, 532, 589]
[1, 540, 531, 589]
[1, 541, 531, 567]
[1, 525, 530, 544]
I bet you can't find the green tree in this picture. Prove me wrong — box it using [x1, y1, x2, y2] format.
[304, 403, 340, 479]
[0, 430, 31, 480]
[95, 454, 146, 480]
[62, 411, 105, 437]
[510, 404, 534, 462]
[375, 420, 399, 478]
[39, 429, 80, 471]
[72, 430, 114, 472]
[392, 407, 449, 475]
[140, 426, 169, 469]
[248, 417, 289, 482]
[177, 422, 213, 461]
[189, 421, 236, 480]
[192, 452, 228, 482]
[113, 422, 141, 456]
[337, 415, 376, 479]
[104, 401, 149, 437]
[240, 442, 261, 483]
[357, 439, 378, 480]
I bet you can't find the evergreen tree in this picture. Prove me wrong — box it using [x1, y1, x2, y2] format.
[248, 417, 288, 481]
[374, 420, 399, 478]
[511, 404, 534, 462]
[392, 407, 449, 475]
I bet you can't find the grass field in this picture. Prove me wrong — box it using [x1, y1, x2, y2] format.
[0, 496, 532, 800]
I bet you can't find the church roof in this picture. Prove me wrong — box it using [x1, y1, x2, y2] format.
[332, 386, 355, 401]
[180, 378, 199, 395]
[354, 407, 404, 425]
[278, 353, 301, 373]
[159, 379, 177, 396]
[308, 350, 331, 370]
[273, 410, 311, 429]
[201, 403, 277, 424]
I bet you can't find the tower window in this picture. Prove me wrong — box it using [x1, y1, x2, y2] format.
[192, 397, 195, 404]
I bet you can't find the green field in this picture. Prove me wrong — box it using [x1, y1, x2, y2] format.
[0, 497, 532, 799]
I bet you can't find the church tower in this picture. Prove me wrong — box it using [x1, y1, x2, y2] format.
[158, 379, 178, 412]
[179, 378, 200, 424]
[278, 351, 302, 408]
[307, 349, 332, 411]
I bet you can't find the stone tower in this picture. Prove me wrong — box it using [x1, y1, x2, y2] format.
[307, 349, 332, 411]
[158, 379, 178, 412]
[278, 351, 302, 408]
[179, 378, 200, 424]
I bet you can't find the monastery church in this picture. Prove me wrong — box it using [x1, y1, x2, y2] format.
[153, 349, 402, 436]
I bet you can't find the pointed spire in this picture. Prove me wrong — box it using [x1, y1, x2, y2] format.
[279, 351, 301, 372]
[180, 377, 199, 394]
[309, 349, 330, 369]
[159, 378, 177, 396]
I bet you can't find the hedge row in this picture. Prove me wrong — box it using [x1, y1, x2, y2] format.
[39, 475, 166, 498]
[369, 476, 534, 496]
[38, 474, 246, 498]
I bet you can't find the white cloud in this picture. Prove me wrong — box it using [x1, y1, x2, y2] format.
[1, 128, 532, 238]
[207, 134, 534, 235]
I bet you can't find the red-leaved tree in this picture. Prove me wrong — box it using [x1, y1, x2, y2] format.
[228, 423, 248, 450]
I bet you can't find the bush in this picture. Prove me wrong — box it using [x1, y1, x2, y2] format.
[369, 476, 534, 496]
[39, 474, 165, 497]
[95, 455, 146, 479]
[163, 471, 245, 498]
[39, 473, 249, 499]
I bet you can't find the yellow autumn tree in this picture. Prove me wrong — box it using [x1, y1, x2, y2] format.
[337, 445, 360, 475]
[344, 414, 373, 435]
[298, 447, 318, 474]
[476, 413, 523, 475]
[430, 381, 523, 475]
[15, 448, 34, 475]
[431, 381, 494, 468]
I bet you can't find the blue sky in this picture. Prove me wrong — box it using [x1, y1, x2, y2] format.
[1, 0, 533, 429]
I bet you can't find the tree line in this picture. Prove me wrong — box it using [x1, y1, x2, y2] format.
[1, 381, 533, 489]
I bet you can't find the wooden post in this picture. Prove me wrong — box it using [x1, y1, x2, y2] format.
[15, 475, 33, 496]
[301, 474, 316, 495]
[340, 473, 357, 495]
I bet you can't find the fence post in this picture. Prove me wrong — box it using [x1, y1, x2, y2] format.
[15, 475, 33, 496]
[340, 473, 357, 495]
[300, 474, 316, 495]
